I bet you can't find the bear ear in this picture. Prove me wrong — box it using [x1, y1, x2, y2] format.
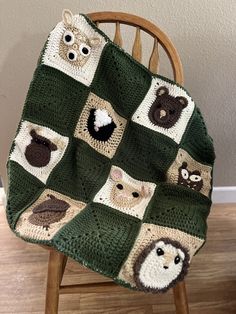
[49, 141, 58, 152]
[176, 96, 188, 108]
[62, 9, 73, 26]
[182, 161, 188, 169]
[156, 86, 169, 97]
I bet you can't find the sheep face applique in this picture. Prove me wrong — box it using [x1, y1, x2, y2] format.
[59, 9, 101, 67]
[25, 129, 57, 167]
[28, 194, 70, 230]
[133, 238, 189, 292]
[148, 87, 188, 129]
[178, 162, 203, 192]
[87, 108, 116, 141]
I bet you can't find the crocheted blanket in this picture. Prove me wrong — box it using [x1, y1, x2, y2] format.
[6, 10, 215, 293]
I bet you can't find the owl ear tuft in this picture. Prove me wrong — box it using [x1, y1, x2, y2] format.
[181, 161, 188, 169]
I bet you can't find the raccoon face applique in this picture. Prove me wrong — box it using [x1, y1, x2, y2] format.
[28, 194, 70, 230]
[148, 87, 188, 129]
[133, 238, 189, 292]
[59, 9, 101, 67]
[25, 129, 58, 167]
[178, 162, 203, 192]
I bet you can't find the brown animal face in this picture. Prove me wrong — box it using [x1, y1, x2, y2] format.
[110, 168, 150, 208]
[178, 162, 203, 192]
[25, 129, 57, 167]
[148, 87, 188, 129]
[28, 194, 70, 230]
[59, 10, 101, 67]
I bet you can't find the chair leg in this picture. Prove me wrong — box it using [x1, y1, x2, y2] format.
[173, 280, 189, 314]
[45, 249, 67, 314]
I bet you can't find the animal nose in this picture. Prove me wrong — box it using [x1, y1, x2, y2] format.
[163, 266, 169, 269]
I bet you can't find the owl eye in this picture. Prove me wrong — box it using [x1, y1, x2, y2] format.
[181, 168, 189, 179]
[79, 43, 91, 56]
[63, 31, 75, 45]
[156, 248, 164, 256]
[174, 255, 181, 264]
[132, 192, 139, 198]
[67, 50, 77, 61]
[116, 184, 123, 190]
[190, 174, 202, 182]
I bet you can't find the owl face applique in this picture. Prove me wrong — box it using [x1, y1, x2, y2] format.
[59, 10, 101, 67]
[178, 162, 203, 192]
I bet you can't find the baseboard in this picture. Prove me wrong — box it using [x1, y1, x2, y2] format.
[212, 186, 236, 204]
[1, 186, 235, 206]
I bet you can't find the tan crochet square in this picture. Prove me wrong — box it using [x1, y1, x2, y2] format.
[15, 189, 86, 241]
[167, 148, 212, 197]
[118, 223, 204, 286]
[74, 93, 127, 158]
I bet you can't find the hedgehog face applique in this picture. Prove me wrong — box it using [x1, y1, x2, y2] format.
[59, 10, 101, 67]
[178, 162, 203, 192]
[148, 87, 188, 128]
[133, 238, 189, 292]
[28, 194, 70, 230]
[25, 129, 58, 167]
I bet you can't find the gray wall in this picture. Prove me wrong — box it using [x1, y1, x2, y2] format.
[0, 0, 236, 187]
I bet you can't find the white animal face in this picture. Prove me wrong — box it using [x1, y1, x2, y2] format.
[134, 239, 189, 292]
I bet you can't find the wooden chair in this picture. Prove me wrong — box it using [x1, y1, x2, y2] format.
[43, 11, 188, 314]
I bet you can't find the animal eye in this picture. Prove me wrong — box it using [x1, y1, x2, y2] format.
[116, 184, 123, 190]
[67, 50, 77, 61]
[132, 192, 139, 198]
[169, 109, 175, 114]
[174, 256, 181, 264]
[156, 248, 164, 256]
[63, 31, 75, 45]
[190, 174, 202, 182]
[181, 169, 189, 179]
[79, 44, 91, 56]
[42, 141, 49, 147]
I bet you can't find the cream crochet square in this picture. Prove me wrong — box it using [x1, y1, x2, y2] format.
[132, 77, 195, 144]
[42, 14, 107, 86]
[93, 165, 156, 219]
[10, 121, 69, 184]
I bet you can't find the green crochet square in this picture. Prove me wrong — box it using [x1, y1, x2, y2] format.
[181, 107, 215, 164]
[143, 183, 212, 239]
[53, 202, 141, 277]
[47, 138, 111, 202]
[7, 161, 45, 228]
[113, 121, 178, 182]
[23, 65, 90, 136]
[91, 43, 152, 118]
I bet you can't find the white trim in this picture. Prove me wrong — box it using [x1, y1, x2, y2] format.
[212, 186, 236, 204]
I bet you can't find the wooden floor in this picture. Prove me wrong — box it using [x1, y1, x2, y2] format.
[1, 203, 236, 314]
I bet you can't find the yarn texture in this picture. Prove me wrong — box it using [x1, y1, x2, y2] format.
[6, 10, 215, 293]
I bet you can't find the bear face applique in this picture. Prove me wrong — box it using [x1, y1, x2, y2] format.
[25, 129, 58, 167]
[28, 194, 70, 230]
[59, 10, 101, 68]
[148, 87, 188, 129]
[178, 162, 203, 192]
[133, 238, 189, 292]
